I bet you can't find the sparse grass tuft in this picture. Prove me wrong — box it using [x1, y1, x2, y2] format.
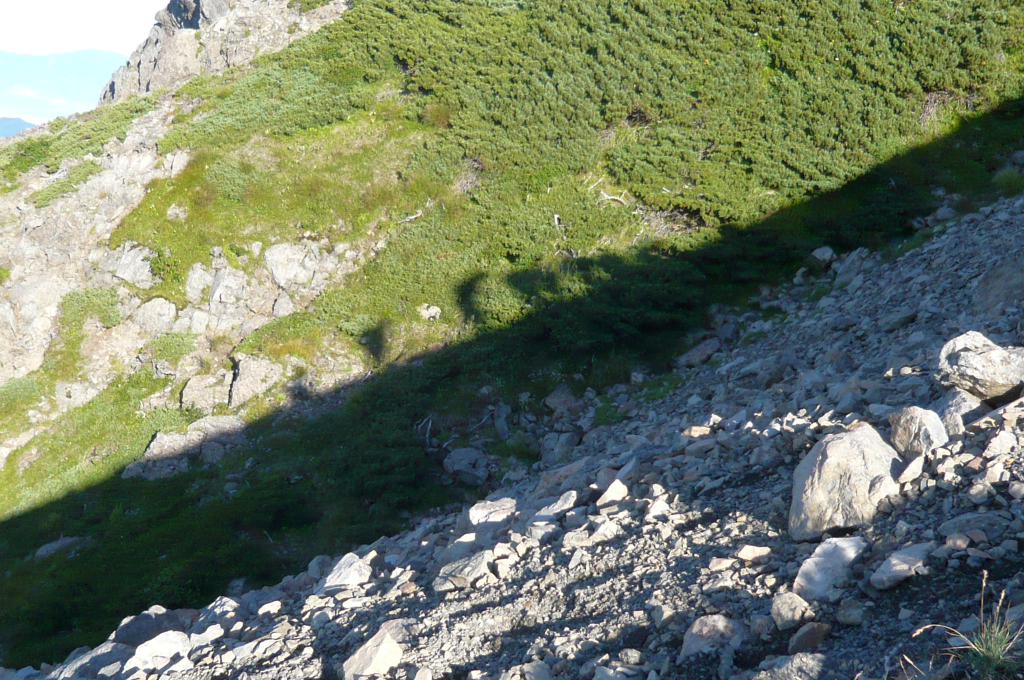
[915, 571, 1024, 679]
[31, 161, 103, 207]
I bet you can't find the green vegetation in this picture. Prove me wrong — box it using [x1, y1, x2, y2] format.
[147, 333, 197, 366]
[0, 266, 9, 284]
[289, 0, 332, 11]
[30, 160, 103, 208]
[0, 289, 121, 443]
[916, 572, 1024, 679]
[3, 0, 1024, 667]
[0, 96, 154, 193]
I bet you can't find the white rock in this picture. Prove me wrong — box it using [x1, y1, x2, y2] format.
[341, 620, 411, 680]
[870, 542, 936, 590]
[124, 631, 192, 674]
[679, 614, 744, 658]
[793, 537, 868, 602]
[321, 553, 373, 593]
[789, 426, 900, 541]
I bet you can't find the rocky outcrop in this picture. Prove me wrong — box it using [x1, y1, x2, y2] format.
[100, 0, 350, 104]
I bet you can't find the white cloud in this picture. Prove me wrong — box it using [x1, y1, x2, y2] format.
[5, 86, 89, 110]
[6, 85, 42, 99]
[0, 0, 169, 56]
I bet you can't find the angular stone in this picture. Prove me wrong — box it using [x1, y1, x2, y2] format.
[597, 479, 629, 508]
[737, 545, 772, 563]
[677, 338, 722, 368]
[114, 245, 156, 289]
[936, 388, 986, 436]
[836, 599, 865, 626]
[793, 537, 868, 602]
[320, 553, 373, 594]
[49, 642, 133, 680]
[888, 407, 948, 459]
[530, 491, 577, 525]
[789, 426, 900, 541]
[264, 243, 316, 289]
[771, 592, 814, 632]
[433, 550, 495, 592]
[180, 373, 231, 413]
[469, 497, 518, 529]
[123, 631, 192, 674]
[679, 614, 744, 658]
[443, 448, 490, 486]
[787, 623, 830, 655]
[938, 512, 1009, 539]
[937, 332, 1024, 401]
[870, 542, 936, 590]
[341, 620, 410, 680]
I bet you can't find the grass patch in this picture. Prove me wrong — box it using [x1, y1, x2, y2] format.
[147, 333, 197, 366]
[0, 96, 155, 192]
[0, 289, 121, 442]
[30, 160, 103, 208]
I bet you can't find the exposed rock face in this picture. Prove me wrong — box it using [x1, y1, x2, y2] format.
[789, 426, 900, 541]
[100, 0, 350, 104]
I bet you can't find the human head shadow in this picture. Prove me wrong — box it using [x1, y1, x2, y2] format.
[0, 96, 1023, 666]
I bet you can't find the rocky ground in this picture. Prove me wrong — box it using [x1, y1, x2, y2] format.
[5, 188, 1024, 680]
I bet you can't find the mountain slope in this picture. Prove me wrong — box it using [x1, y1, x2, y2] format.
[0, 118, 32, 138]
[0, 0, 1023, 667]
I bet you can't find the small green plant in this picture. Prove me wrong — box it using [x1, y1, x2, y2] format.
[147, 333, 197, 365]
[30, 160, 103, 208]
[914, 571, 1024, 679]
[0, 266, 9, 284]
[994, 167, 1024, 196]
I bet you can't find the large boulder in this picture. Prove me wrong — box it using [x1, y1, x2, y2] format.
[443, 448, 490, 486]
[228, 354, 283, 408]
[887, 406, 948, 459]
[113, 605, 187, 647]
[49, 642, 133, 680]
[789, 426, 900, 541]
[123, 630, 192, 675]
[937, 332, 1024, 401]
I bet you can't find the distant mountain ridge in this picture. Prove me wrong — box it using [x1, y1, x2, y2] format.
[0, 117, 32, 138]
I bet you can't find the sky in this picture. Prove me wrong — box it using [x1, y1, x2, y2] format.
[0, 0, 168, 124]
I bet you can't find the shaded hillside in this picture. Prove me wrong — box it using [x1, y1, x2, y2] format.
[0, 0, 1024, 666]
